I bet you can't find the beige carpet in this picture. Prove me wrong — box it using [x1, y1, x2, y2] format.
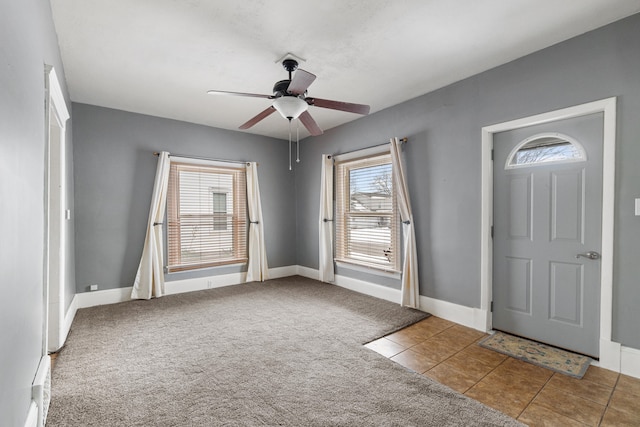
[48, 276, 522, 426]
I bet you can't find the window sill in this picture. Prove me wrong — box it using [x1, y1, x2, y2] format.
[335, 261, 401, 280]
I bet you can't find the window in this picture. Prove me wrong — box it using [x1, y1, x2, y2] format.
[335, 152, 400, 272]
[211, 192, 228, 231]
[506, 133, 586, 169]
[167, 161, 247, 272]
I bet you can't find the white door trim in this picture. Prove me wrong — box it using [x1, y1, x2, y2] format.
[44, 65, 70, 354]
[480, 97, 617, 369]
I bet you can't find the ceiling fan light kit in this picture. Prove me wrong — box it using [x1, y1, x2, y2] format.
[207, 56, 371, 169]
[272, 96, 308, 120]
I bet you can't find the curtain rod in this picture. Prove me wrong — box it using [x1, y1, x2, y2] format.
[329, 137, 408, 159]
[153, 152, 252, 165]
[154, 137, 408, 164]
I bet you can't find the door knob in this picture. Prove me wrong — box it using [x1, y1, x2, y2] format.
[575, 251, 601, 260]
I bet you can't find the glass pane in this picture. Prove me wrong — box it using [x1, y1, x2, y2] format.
[212, 192, 228, 231]
[178, 171, 234, 260]
[509, 136, 585, 167]
[167, 162, 247, 272]
[346, 215, 392, 266]
[349, 163, 393, 213]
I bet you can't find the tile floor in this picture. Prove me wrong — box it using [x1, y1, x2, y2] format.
[365, 316, 640, 426]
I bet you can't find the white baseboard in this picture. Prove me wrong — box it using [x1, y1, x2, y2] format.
[334, 274, 401, 304]
[594, 340, 640, 379]
[24, 401, 38, 427]
[31, 355, 51, 427]
[61, 296, 78, 346]
[419, 295, 488, 332]
[621, 346, 640, 379]
[296, 265, 320, 280]
[164, 273, 245, 295]
[597, 339, 622, 372]
[163, 265, 297, 295]
[75, 265, 299, 308]
[269, 265, 298, 279]
[75, 286, 133, 309]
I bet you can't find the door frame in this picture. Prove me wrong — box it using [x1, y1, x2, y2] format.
[43, 65, 70, 354]
[480, 97, 618, 369]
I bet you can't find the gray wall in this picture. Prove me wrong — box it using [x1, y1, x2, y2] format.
[72, 104, 297, 292]
[0, 0, 74, 424]
[296, 13, 640, 349]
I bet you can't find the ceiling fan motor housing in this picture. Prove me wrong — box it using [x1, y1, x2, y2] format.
[274, 58, 304, 97]
[273, 80, 293, 97]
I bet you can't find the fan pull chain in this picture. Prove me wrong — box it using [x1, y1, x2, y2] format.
[288, 119, 292, 171]
[296, 119, 300, 163]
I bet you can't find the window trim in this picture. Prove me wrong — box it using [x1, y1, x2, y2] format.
[166, 159, 248, 273]
[334, 148, 401, 273]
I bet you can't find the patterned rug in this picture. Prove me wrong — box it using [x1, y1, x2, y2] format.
[479, 331, 592, 378]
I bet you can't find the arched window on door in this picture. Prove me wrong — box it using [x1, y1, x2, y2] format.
[505, 133, 586, 169]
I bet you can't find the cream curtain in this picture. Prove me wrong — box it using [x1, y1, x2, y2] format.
[246, 162, 268, 282]
[318, 154, 335, 283]
[390, 138, 420, 308]
[131, 151, 171, 299]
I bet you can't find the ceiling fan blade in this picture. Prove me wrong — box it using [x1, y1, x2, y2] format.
[207, 90, 273, 99]
[239, 106, 276, 130]
[306, 97, 370, 115]
[287, 69, 316, 95]
[298, 111, 323, 136]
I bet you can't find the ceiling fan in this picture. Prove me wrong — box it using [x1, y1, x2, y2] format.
[207, 58, 371, 137]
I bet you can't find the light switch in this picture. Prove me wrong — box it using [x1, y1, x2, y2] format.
[636, 198, 640, 216]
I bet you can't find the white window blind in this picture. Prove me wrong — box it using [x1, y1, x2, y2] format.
[335, 152, 400, 272]
[167, 161, 247, 272]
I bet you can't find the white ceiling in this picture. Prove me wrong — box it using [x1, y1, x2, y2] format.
[50, 0, 640, 141]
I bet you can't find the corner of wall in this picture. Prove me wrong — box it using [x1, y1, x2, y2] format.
[296, 265, 320, 281]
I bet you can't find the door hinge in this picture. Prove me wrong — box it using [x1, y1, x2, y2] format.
[490, 301, 494, 312]
[491, 149, 494, 161]
[490, 225, 494, 238]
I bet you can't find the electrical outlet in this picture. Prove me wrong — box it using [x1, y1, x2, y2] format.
[90, 284, 98, 291]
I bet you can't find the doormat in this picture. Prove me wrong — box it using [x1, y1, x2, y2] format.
[479, 331, 592, 378]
